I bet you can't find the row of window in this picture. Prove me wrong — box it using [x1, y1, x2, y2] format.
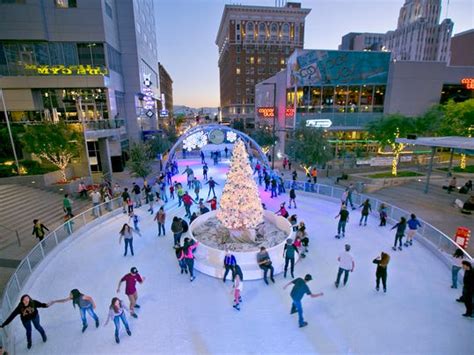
[235, 22, 297, 42]
[236, 56, 286, 65]
[235, 66, 285, 75]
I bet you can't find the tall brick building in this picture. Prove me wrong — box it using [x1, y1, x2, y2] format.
[216, 2, 310, 128]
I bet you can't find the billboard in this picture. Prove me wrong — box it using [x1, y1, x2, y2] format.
[287, 49, 390, 87]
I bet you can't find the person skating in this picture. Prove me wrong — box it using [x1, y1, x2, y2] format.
[119, 224, 141, 257]
[193, 177, 202, 200]
[270, 177, 278, 198]
[121, 188, 130, 213]
[32, 219, 49, 242]
[276, 203, 289, 218]
[232, 273, 243, 311]
[335, 204, 350, 239]
[283, 238, 299, 278]
[180, 238, 199, 281]
[131, 182, 141, 208]
[223, 249, 237, 282]
[296, 222, 309, 255]
[174, 245, 188, 274]
[63, 194, 73, 217]
[373, 252, 390, 292]
[311, 167, 318, 184]
[359, 199, 372, 226]
[456, 261, 474, 318]
[182, 191, 196, 218]
[49, 289, 99, 332]
[346, 184, 356, 210]
[0, 295, 48, 349]
[405, 214, 421, 247]
[171, 216, 184, 246]
[391, 217, 407, 251]
[103, 297, 131, 344]
[154, 207, 166, 237]
[176, 183, 185, 207]
[90, 189, 102, 218]
[379, 203, 387, 226]
[206, 196, 218, 211]
[128, 212, 140, 232]
[283, 274, 323, 328]
[257, 247, 275, 284]
[224, 146, 229, 158]
[200, 150, 205, 164]
[289, 187, 297, 209]
[203, 163, 209, 181]
[335, 244, 355, 288]
[205, 177, 219, 198]
[117, 267, 145, 319]
[451, 248, 465, 289]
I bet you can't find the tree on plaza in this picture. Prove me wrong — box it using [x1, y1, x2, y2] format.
[149, 125, 178, 157]
[285, 123, 331, 170]
[0, 126, 24, 160]
[250, 123, 277, 149]
[367, 114, 416, 176]
[231, 119, 245, 132]
[217, 139, 264, 243]
[21, 122, 82, 181]
[127, 142, 153, 180]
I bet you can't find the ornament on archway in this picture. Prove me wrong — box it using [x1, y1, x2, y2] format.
[183, 130, 208, 151]
[226, 130, 237, 143]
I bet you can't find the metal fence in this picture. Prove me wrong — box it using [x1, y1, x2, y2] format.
[0, 197, 123, 353]
[284, 180, 473, 261]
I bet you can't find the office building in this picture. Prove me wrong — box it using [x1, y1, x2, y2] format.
[0, 0, 160, 174]
[339, 32, 386, 51]
[158, 62, 173, 120]
[215, 2, 310, 128]
[450, 29, 474, 66]
[384, 0, 453, 62]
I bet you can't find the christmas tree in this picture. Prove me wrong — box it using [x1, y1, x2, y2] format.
[217, 139, 264, 237]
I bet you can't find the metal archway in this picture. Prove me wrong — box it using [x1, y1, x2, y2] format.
[163, 124, 270, 169]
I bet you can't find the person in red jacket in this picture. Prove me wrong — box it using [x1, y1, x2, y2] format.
[207, 197, 217, 211]
[182, 192, 196, 218]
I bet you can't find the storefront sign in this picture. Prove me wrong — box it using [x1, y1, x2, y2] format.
[285, 107, 295, 117]
[24, 64, 108, 76]
[257, 107, 275, 118]
[306, 119, 332, 128]
[160, 109, 169, 117]
[461, 78, 474, 90]
[142, 74, 155, 111]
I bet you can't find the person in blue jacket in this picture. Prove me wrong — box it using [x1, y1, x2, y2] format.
[223, 249, 237, 282]
[405, 214, 422, 247]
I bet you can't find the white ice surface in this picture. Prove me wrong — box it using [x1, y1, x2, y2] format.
[7, 159, 473, 354]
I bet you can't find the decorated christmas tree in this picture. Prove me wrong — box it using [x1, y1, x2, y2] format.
[217, 139, 264, 240]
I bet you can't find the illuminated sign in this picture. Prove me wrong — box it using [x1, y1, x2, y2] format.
[142, 74, 155, 111]
[285, 107, 295, 117]
[306, 119, 332, 128]
[257, 107, 275, 118]
[160, 109, 169, 117]
[461, 78, 474, 90]
[24, 64, 108, 76]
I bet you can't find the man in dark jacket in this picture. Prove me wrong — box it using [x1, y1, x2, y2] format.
[457, 261, 474, 317]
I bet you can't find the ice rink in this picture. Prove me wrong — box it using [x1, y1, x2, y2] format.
[6, 158, 473, 354]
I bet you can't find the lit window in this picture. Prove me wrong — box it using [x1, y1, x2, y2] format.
[55, 0, 77, 8]
[236, 68, 240, 75]
[250, 56, 254, 64]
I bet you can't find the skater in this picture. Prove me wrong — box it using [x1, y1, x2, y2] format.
[198, 200, 210, 214]
[289, 214, 298, 232]
[283, 274, 323, 328]
[174, 245, 188, 274]
[257, 247, 275, 285]
[126, 197, 134, 214]
[405, 214, 421, 246]
[121, 188, 130, 213]
[283, 238, 299, 278]
[206, 196, 218, 211]
[171, 216, 184, 246]
[346, 184, 356, 210]
[205, 177, 219, 198]
[182, 192, 196, 218]
[456, 261, 473, 317]
[104, 298, 131, 344]
[283, 157, 288, 170]
[373, 252, 390, 292]
[117, 267, 145, 319]
[190, 212, 198, 223]
[90, 189, 102, 217]
[169, 183, 175, 200]
[276, 203, 289, 218]
[118, 223, 140, 257]
[0, 295, 48, 349]
[379, 203, 387, 226]
[270, 177, 277, 198]
[232, 273, 243, 311]
[335, 205, 349, 239]
[176, 183, 185, 207]
[193, 177, 202, 200]
[451, 248, 465, 289]
[159, 180, 168, 202]
[63, 194, 73, 217]
[180, 238, 199, 281]
[223, 249, 237, 282]
[359, 199, 372, 226]
[32, 219, 49, 242]
[289, 187, 297, 209]
[311, 167, 318, 184]
[128, 212, 140, 232]
[224, 146, 229, 158]
[203, 163, 209, 181]
[153, 207, 166, 237]
[200, 150, 205, 164]
[391, 217, 407, 251]
[131, 182, 141, 208]
[49, 289, 99, 332]
[264, 173, 271, 191]
[335, 244, 355, 288]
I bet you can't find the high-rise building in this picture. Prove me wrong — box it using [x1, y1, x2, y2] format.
[384, 0, 453, 62]
[158, 62, 173, 121]
[215, 2, 310, 128]
[339, 32, 386, 51]
[0, 0, 160, 173]
[450, 29, 474, 66]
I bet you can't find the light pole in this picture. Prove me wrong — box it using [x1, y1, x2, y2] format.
[261, 82, 277, 170]
[75, 94, 93, 181]
[0, 88, 20, 175]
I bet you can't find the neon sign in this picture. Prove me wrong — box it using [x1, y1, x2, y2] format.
[257, 107, 275, 118]
[24, 64, 108, 76]
[306, 119, 332, 128]
[285, 107, 295, 117]
[142, 74, 155, 111]
[461, 78, 474, 90]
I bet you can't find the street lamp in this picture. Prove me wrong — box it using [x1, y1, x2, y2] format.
[0, 88, 20, 175]
[261, 82, 277, 170]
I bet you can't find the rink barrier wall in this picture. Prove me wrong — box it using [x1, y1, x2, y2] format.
[283, 180, 473, 265]
[0, 197, 124, 353]
[190, 210, 296, 280]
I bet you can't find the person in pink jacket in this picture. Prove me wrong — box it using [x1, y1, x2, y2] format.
[179, 238, 199, 282]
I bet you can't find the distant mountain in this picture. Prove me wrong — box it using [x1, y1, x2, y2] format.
[174, 105, 218, 117]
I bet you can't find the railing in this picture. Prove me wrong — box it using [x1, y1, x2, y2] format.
[284, 180, 473, 261]
[0, 197, 123, 353]
[1, 119, 125, 131]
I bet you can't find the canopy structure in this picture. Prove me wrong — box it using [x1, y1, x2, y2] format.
[396, 136, 474, 193]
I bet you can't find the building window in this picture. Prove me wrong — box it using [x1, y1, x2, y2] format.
[250, 56, 254, 64]
[236, 46, 241, 53]
[236, 24, 240, 31]
[258, 23, 266, 40]
[55, 0, 77, 8]
[107, 44, 122, 74]
[1, 0, 26, 3]
[280, 58, 286, 65]
[236, 34, 241, 41]
[246, 22, 254, 36]
[282, 23, 290, 41]
[236, 56, 240, 64]
[270, 23, 278, 40]
[236, 68, 240, 75]
[105, 2, 113, 19]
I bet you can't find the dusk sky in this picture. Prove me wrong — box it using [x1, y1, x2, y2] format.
[156, 0, 474, 108]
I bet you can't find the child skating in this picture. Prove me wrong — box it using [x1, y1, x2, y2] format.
[104, 297, 131, 344]
[232, 273, 243, 311]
